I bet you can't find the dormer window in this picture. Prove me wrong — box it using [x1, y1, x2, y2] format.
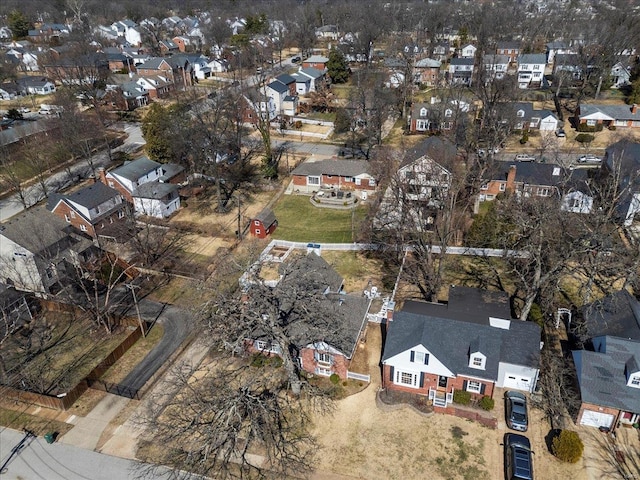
[632, 376, 640, 387]
[410, 350, 429, 365]
[419, 107, 427, 117]
[517, 110, 525, 118]
[444, 108, 453, 117]
[469, 351, 486, 370]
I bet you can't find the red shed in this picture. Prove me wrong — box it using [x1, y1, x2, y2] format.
[250, 209, 278, 238]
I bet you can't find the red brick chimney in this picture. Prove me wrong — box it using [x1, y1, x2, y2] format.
[506, 165, 517, 193]
[632, 104, 638, 114]
[97, 167, 107, 185]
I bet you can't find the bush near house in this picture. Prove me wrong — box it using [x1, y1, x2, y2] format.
[552, 430, 584, 463]
[453, 390, 472, 405]
[576, 123, 604, 133]
[575, 133, 595, 144]
[479, 396, 495, 411]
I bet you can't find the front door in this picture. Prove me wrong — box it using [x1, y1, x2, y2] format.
[438, 376, 448, 389]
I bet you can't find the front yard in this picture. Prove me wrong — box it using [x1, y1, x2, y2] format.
[272, 194, 366, 243]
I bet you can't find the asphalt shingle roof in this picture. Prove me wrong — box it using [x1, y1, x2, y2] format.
[486, 161, 589, 190]
[111, 157, 161, 182]
[133, 181, 178, 199]
[382, 290, 541, 380]
[582, 290, 640, 340]
[50, 182, 120, 210]
[0, 207, 70, 254]
[573, 336, 640, 413]
[580, 104, 640, 122]
[291, 159, 371, 178]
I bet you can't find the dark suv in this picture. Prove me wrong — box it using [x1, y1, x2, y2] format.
[504, 433, 534, 480]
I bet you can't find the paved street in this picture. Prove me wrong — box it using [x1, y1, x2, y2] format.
[0, 428, 172, 479]
[0, 123, 145, 223]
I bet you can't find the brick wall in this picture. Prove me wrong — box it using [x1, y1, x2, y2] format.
[51, 201, 95, 237]
[300, 347, 349, 379]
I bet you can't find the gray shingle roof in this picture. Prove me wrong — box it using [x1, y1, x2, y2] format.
[133, 181, 178, 199]
[518, 53, 546, 64]
[582, 290, 640, 340]
[382, 287, 541, 378]
[291, 159, 371, 178]
[159, 163, 184, 182]
[276, 74, 296, 85]
[255, 208, 277, 228]
[0, 207, 70, 254]
[304, 55, 329, 64]
[573, 336, 640, 413]
[111, 157, 161, 182]
[580, 104, 640, 122]
[298, 67, 324, 79]
[267, 80, 288, 94]
[450, 58, 475, 66]
[139, 57, 168, 70]
[487, 161, 589, 190]
[51, 182, 121, 210]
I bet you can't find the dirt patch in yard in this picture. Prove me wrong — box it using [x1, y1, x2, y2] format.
[311, 323, 587, 480]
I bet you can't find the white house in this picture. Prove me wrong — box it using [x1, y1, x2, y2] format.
[132, 182, 180, 218]
[460, 44, 477, 59]
[561, 190, 594, 214]
[517, 54, 546, 89]
[482, 54, 510, 81]
[611, 62, 631, 89]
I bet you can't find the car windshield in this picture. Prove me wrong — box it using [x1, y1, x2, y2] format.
[512, 411, 527, 422]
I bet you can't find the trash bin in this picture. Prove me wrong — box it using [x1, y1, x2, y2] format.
[44, 432, 55, 444]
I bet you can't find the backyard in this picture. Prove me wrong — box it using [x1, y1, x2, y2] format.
[1, 310, 132, 396]
[272, 194, 366, 243]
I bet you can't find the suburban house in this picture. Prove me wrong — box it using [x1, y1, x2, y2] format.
[98, 157, 184, 218]
[135, 75, 174, 99]
[315, 25, 339, 40]
[511, 102, 559, 132]
[611, 62, 632, 89]
[459, 44, 477, 59]
[290, 159, 376, 196]
[136, 56, 194, 89]
[248, 252, 370, 380]
[240, 92, 277, 125]
[381, 286, 541, 411]
[265, 80, 290, 114]
[302, 55, 329, 71]
[573, 336, 640, 430]
[546, 40, 576, 64]
[46, 181, 128, 240]
[159, 39, 180, 55]
[431, 42, 452, 62]
[482, 54, 510, 81]
[408, 99, 470, 134]
[602, 141, 640, 226]
[0, 208, 93, 294]
[448, 58, 475, 86]
[496, 41, 520, 63]
[575, 104, 640, 130]
[292, 67, 326, 94]
[413, 58, 441, 86]
[516, 53, 546, 89]
[578, 290, 640, 344]
[375, 150, 452, 232]
[16, 76, 56, 95]
[273, 73, 297, 95]
[250, 209, 278, 239]
[479, 162, 593, 213]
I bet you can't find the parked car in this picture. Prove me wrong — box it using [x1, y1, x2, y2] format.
[291, 55, 301, 63]
[555, 129, 566, 137]
[505, 391, 528, 432]
[18, 107, 30, 113]
[514, 154, 536, 162]
[577, 154, 601, 164]
[504, 433, 534, 480]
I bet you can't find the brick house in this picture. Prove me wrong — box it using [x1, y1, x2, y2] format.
[98, 157, 184, 218]
[290, 159, 376, 196]
[496, 41, 521, 63]
[301, 55, 329, 71]
[479, 161, 593, 214]
[247, 252, 370, 380]
[573, 336, 640, 430]
[575, 104, 640, 129]
[381, 286, 541, 414]
[413, 58, 441, 86]
[46, 181, 128, 240]
[250, 209, 277, 239]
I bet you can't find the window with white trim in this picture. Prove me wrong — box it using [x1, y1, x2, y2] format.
[499, 183, 506, 192]
[631, 376, 640, 387]
[355, 178, 362, 186]
[517, 110, 525, 117]
[316, 352, 333, 365]
[64, 214, 70, 222]
[307, 176, 320, 186]
[80, 224, 87, 232]
[254, 220, 260, 226]
[537, 187, 549, 196]
[472, 357, 483, 367]
[586, 119, 596, 126]
[255, 229, 261, 235]
[395, 370, 419, 388]
[466, 380, 482, 393]
[118, 210, 125, 219]
[70, 211, 76, 218]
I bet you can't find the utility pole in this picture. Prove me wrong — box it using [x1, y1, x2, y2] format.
[236, 194, 242, 241]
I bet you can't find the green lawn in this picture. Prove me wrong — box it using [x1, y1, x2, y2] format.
[272, 195, 366, 243]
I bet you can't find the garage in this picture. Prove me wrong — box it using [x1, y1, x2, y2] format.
[503, 374, 532, 392]
[580, 410, 615, 429]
